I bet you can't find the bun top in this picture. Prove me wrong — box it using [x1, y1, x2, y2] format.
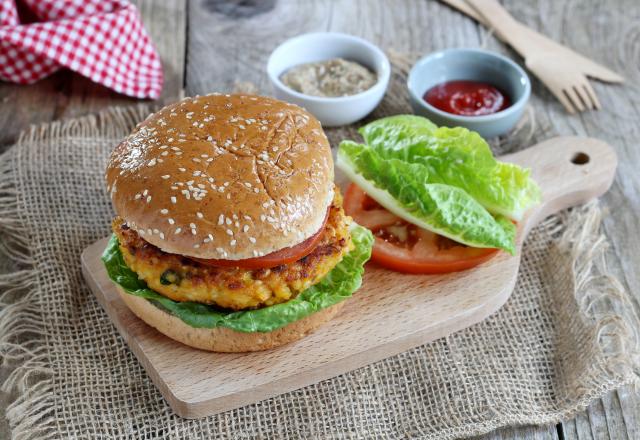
[105, 94, 334, 260]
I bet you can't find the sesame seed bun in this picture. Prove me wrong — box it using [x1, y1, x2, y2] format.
[105, 94, 334, 260]
[116, 286, 346, 352]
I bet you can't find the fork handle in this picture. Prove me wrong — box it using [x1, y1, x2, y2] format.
[465, 0, 538, 57]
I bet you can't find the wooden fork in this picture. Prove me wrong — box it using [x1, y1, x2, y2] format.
[443, 0, 624, 114]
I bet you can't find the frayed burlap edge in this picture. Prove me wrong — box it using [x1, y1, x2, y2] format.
[0, 106, 638, 439]
[0, 105, 152, 440]
[429, 204, 640, 440]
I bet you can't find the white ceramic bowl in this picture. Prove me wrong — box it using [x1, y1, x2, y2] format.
[267, 32, 390, 127]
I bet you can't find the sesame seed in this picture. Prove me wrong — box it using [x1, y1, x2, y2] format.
[249, 237, 256, 243]
[190, 223, 196, 229]
[217, 247, 224, 253]
[143, 189, 149, 196]
[243, 225, 249, 232]
[208, 234, 214, 241]
[225, 218, 232, 225]
[194, 244, 200, 248]
[253, 250, 259, 256]
[230, 240, 237, 246]
[161, 175, 170, 179]
[226, 229, 233, 236]
[204, 237, 211, 243]
[148, 158, 157, 167]
[192, 158, 201, 163]
[218, 214, 224, 225]
[171, 196, 177, 204]
[161, 151, 168, 156]
[186, 112, 194, 119]
[254, 188, 259, 193]
[146, 196, 152, 203]
[134, 193, 141, 200]
[191, 229, 196, 235]
[168, 218, 175, 225]
[160, 209, 168, 215]
[178, 167, 186, 172]
[196, 212, 204, 219]
[159, 145, 168, 150]
[159, 232, 165, 240]
[175, 227, 182, 234]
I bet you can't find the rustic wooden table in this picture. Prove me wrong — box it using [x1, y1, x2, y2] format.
[1, 1, 638, 438]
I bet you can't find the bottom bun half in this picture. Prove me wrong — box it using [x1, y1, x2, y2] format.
[116, 286, 345, 352]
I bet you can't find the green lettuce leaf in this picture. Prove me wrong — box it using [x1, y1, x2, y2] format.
[101, 225, 374, 333]
[338, 141, 516, 254]
[358, 115, 540, 220]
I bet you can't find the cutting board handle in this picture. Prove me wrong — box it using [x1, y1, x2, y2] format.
[501, 136, 617, 236]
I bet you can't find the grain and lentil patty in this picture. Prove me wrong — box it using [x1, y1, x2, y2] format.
[113, 196, 353, 310]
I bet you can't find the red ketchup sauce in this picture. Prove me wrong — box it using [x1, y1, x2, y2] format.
[423, 80, 510, 116]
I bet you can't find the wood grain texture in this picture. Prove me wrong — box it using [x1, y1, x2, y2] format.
[81, 136, 617, 418]
[185, 0, 640, 437]
[0, 0, 186, 152]
[0, 1, 187, 439]
[1, 0, 638, 437]
[482, 425, 560, 440]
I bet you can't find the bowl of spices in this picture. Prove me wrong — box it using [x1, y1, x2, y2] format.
[407, 48, 530, 138]
[267, 32, 390, 127]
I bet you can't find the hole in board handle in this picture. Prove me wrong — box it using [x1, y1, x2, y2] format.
[571, 152, 590, 165]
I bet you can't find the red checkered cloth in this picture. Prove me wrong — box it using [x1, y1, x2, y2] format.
[0, 0, 163, 99]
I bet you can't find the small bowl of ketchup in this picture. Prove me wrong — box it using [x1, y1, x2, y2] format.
[407, 48, 530, 138]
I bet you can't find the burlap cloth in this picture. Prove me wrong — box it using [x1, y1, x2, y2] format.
[1, 57, 640, 439]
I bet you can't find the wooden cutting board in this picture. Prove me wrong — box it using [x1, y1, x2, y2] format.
[81, 136, 616, 418]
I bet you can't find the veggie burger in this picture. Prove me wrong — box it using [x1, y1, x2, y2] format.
[102, 94, 373, 352]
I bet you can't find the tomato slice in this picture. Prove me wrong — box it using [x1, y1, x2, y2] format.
[343, 183, 499, 274]
[189, 210, 329, 269]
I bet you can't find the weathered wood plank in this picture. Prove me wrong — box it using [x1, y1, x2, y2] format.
[186, 0, 483, 95]
[478, 425, 559, 440]
[186, 1, 639, 439]
[0, 0, 636, 438]
[0, 0, 186, 152]
[0, 2, 187, 440]
[561, 386, 640, 440]
[483, 2, 640, 440]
